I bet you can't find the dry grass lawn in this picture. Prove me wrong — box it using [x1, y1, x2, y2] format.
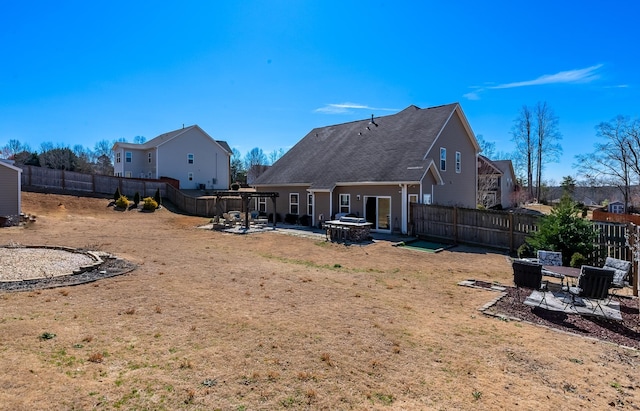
[0, 191, 639, 410]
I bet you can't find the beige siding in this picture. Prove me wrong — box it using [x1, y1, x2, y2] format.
[430, 113, 477, 208]
[158, 129, 229, 190]
[0, 163, 20, 216]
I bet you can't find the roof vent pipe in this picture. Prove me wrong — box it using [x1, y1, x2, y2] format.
[370, 114, 378, 127]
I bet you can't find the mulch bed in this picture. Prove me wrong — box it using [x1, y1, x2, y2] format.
[474, 281, 640, 350]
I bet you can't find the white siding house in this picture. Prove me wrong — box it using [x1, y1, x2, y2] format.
[112, 125, 232, 189]
[0, 160, 22, 219]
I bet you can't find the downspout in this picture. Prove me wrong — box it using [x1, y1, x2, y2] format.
[401, 184, 408, 235]
[329, 187, 334, 220]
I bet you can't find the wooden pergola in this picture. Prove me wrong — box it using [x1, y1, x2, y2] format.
[213, 191, 279, 229]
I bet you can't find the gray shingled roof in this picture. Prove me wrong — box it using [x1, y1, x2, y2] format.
[113, 125, 231, 155]
[254, 103, 460, 189]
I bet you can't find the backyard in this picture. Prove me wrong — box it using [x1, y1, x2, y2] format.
[0, 191, 639, 410]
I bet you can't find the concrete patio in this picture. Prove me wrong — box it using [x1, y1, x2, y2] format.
[524, 289, 622, 321]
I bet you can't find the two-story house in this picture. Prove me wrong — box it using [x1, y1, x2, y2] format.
[112, 125, 232, 190]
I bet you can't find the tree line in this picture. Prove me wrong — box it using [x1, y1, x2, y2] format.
[0, 137, 285, 185]
[3, 106, 638, 207]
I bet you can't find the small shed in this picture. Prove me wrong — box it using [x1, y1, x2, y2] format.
[0, 160, 22, 222]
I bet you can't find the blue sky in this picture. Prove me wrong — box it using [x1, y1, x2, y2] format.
[1, 0, 638, 184]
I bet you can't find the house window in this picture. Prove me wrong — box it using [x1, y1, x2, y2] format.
[148, 153, 152, 163]
[257, 197, 267, 213]
[147, 172, 152, 178]
[187, 153, 194, 164]
[308, 193, 313, 216]
[188, 172, 193, 181]
[408, 194, 418, 204]
[116, 152, 121, 163]
[289, 193, 299, 215]
[125, 171, 132, 178]
[114, 172, 122, 177]
[455, 151, 461, 173]
[125, 152, 132, 163]
[339, 194, 350, 213]
[440, 148, 446, 171]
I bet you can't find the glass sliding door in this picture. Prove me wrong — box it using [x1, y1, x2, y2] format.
[364, 196, 391, 233]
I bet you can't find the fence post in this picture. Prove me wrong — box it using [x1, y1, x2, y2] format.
[509, 213, 514, 253]
[453, 206, 458, 243]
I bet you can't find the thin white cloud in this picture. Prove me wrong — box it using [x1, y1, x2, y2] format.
[462, 92, 481, 101]
[490, 64, 603, 89]
[315, 102, 399, 114]
[463, 64, 604, 100]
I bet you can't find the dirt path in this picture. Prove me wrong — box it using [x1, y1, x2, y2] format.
[0, 191, 638, 410]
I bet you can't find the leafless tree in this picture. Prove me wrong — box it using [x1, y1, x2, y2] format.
[576, 115, 639, 210]
[268, 148, 286, 165]
[511, 106, 534, 200]
[511, 102, 562, 201]
[533, 102, 562, 200]
[93, 139, 112, 158]
[1, 139, 30, 159]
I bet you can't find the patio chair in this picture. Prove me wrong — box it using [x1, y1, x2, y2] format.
[512, 260, 548, 307]
[602, 257, 632, 302]
[537, 250, 564, 281]
[564, 265, 615, 317]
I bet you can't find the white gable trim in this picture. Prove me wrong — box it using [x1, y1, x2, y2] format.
[419, 159, 444, 185]
[423, 104, 479, 161]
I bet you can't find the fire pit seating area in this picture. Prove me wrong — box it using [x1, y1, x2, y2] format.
[323, 216, 372, 243]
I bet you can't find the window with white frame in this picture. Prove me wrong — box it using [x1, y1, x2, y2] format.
[188, 172, 193, 181]
[339, 194, 350, 213]
[257, 197, 267, 213]
[148, 152, 152, 163]
[308, 193, 313, 215]
[408, 194, 418, 204]
[125, 152, 132, 163]
[440, 148, 446, 171]
[116, 152, 121, 163]
[289, 193, 299, 215]
[455, 151, 461, 173]
[187, 153, 194, 164]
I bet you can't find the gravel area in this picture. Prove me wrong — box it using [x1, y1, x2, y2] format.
[0, 247, 96, 281]
[0, 246, 136, 291]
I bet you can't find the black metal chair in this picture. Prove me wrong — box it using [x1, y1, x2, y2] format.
[564, 266, 615, 317]
[512, 260, 548, 306]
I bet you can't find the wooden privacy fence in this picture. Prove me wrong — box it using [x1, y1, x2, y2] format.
[20, 165, 245, 216]
[165, 185, 243, 217]
[411, 204, 630, 257]
[21, 165, 167, 199]
[410, 204, 538, 252]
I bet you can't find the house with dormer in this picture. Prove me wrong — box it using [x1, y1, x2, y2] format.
[112, 125, 232, 190]
[252, 103, 480, 234]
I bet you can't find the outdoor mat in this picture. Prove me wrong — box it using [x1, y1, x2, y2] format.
[395, 240, 452, 253]
[525, 290, 622, 321]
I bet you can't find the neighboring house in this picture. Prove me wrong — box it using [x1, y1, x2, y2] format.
[477, 155, 517, 209]
[252, 103, 480, 234]
[0, 160, 22, 219]
[608, 201, 625, 214]
[112, 125, 232, 190]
